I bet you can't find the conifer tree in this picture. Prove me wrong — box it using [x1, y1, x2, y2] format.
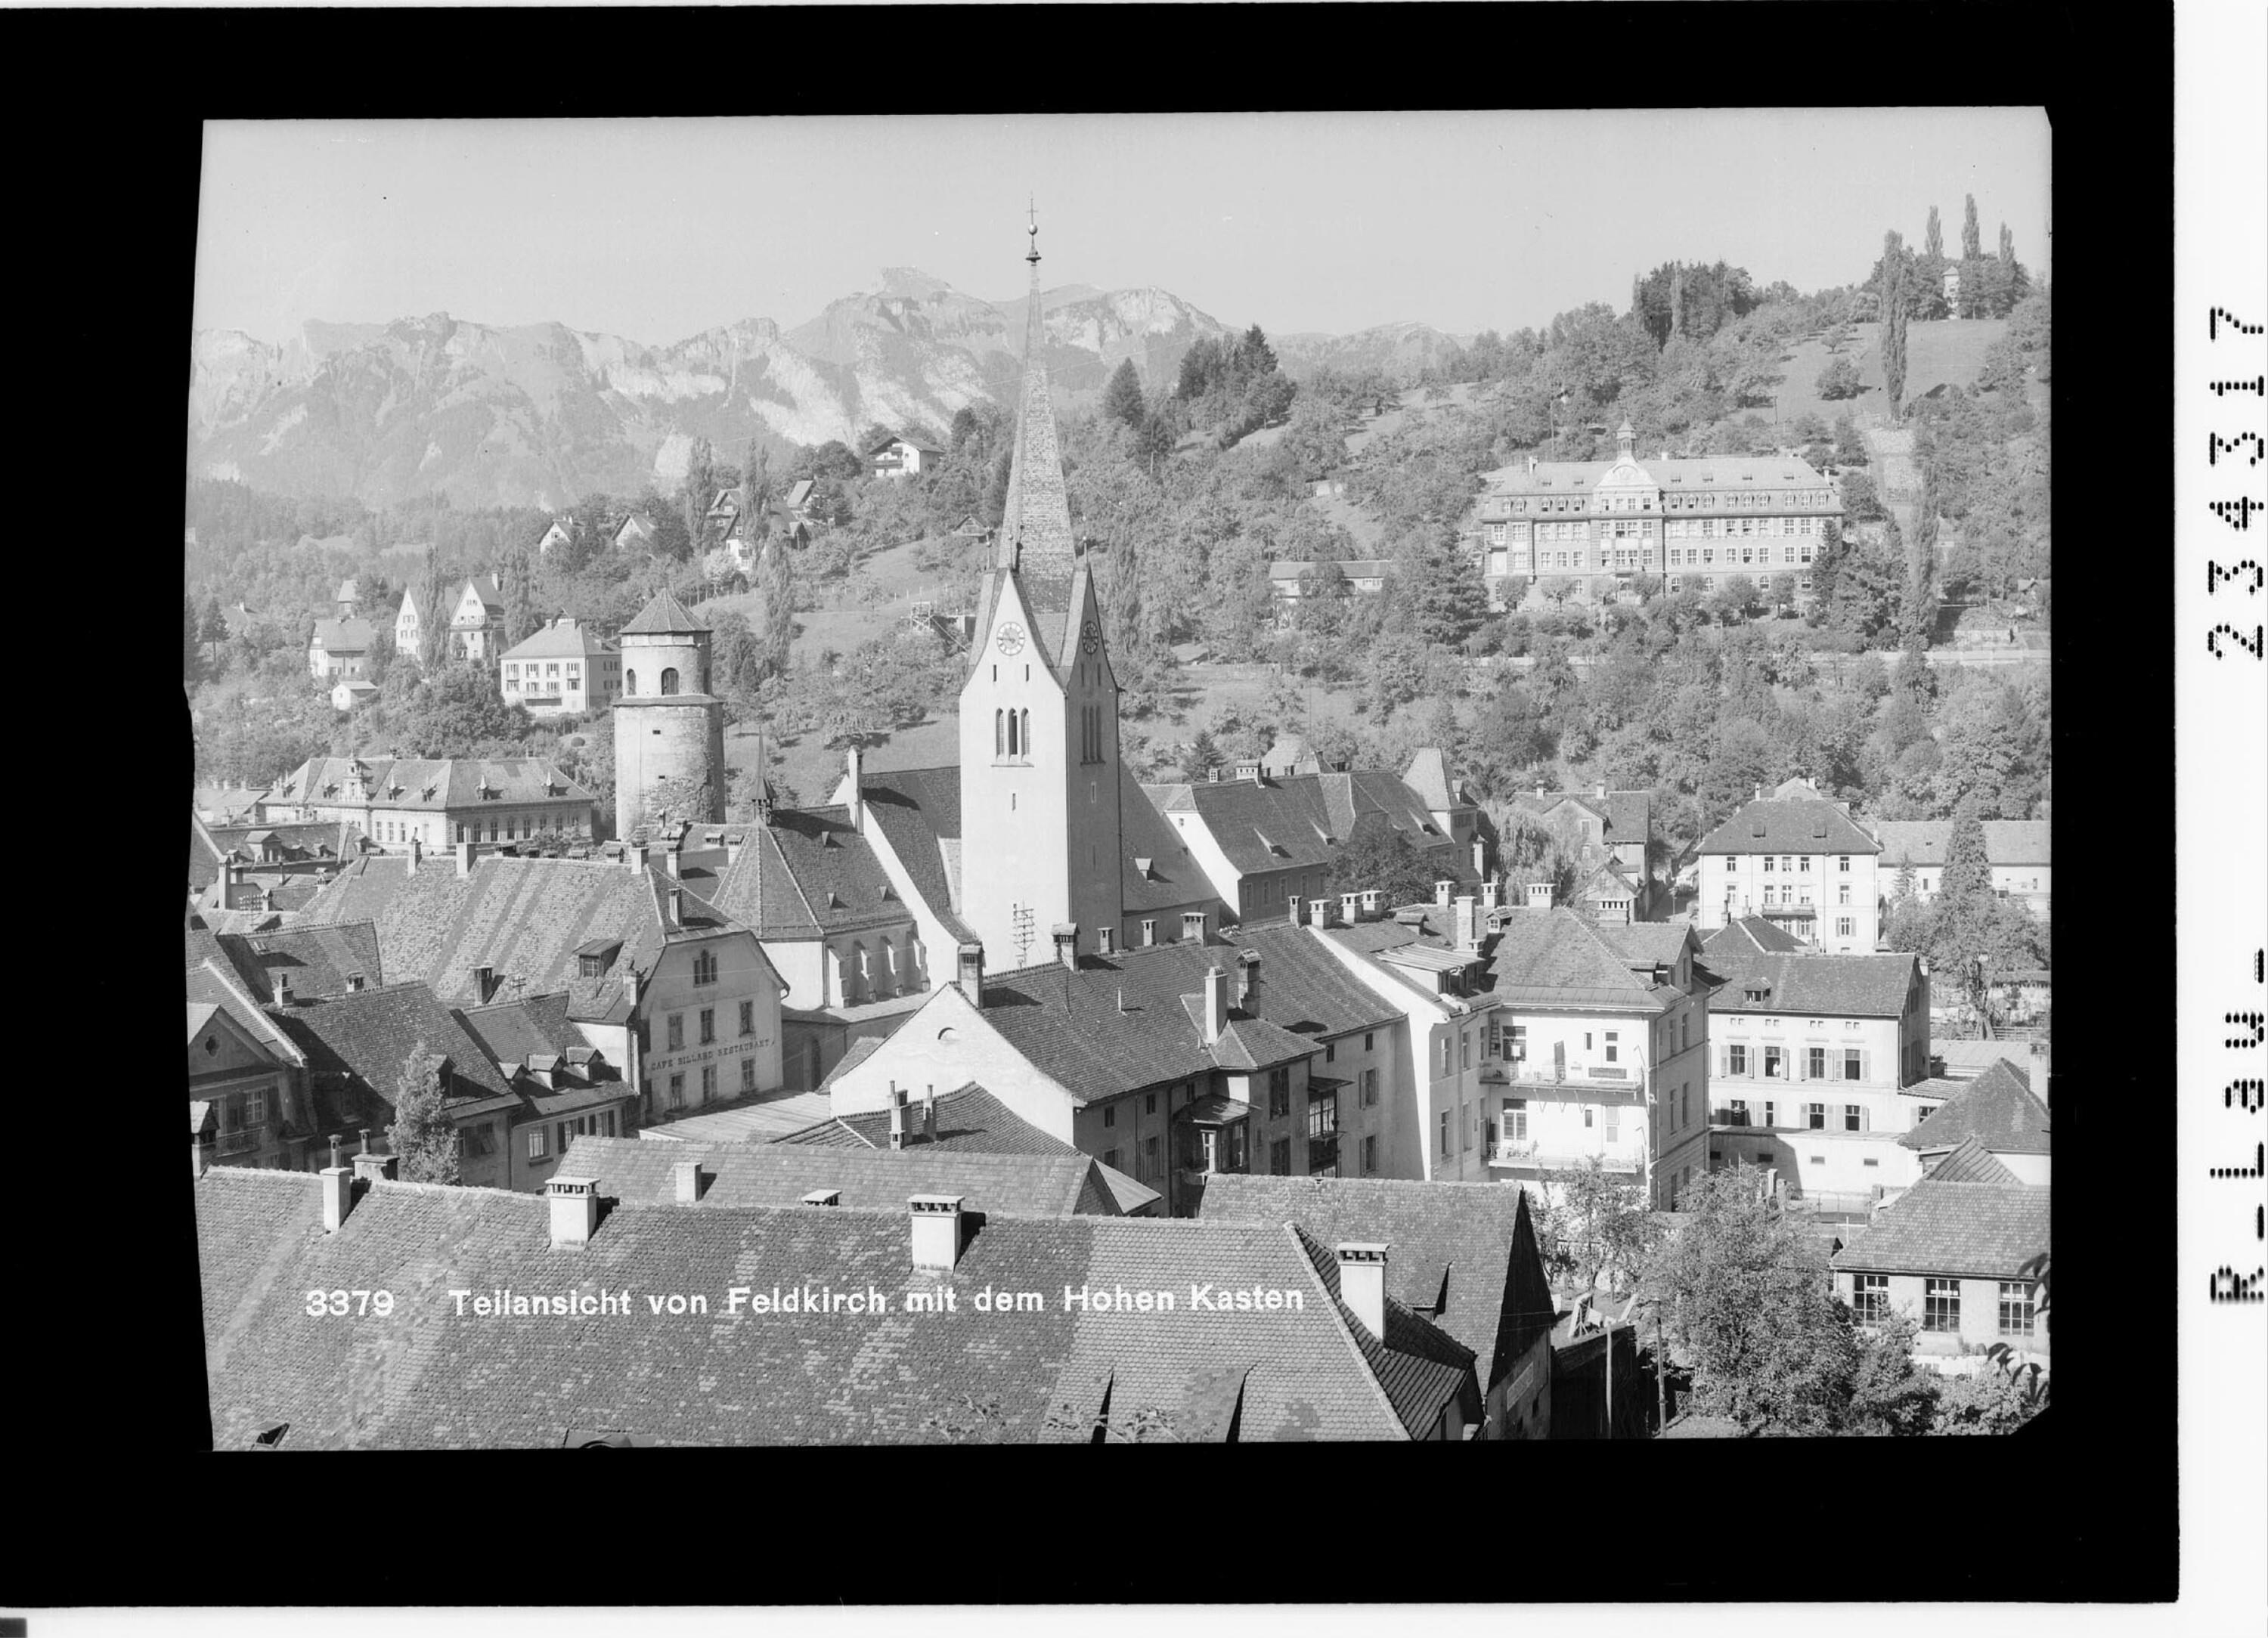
[501, 541, 538, 649]
[1880, 231, 1910, 413]
[184, 596, 203, 683]
[751, 538, 795, 680]
[1669, 265, 1685, 339]
[1101, 358, 1146, 432]
[418, 547, 451, 670]
[1962, 194, 1982, 260]
[389, 1042, 461, 1184]
[1997, 222, 2015, 265]
[1924, 205, 1943, 261]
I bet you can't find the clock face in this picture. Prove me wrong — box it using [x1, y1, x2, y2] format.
[996, 622, 1027, 656]
[1080, 619, 1101, 655]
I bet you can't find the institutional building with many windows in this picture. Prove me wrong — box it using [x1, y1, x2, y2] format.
[1473, 423, 1841, 608]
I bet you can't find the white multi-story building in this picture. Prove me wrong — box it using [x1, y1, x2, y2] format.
[499, 618, 621, 718]
[1696, 779, 1883, 954]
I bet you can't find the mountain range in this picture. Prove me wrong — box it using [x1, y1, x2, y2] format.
[187, 270, 1471, 511]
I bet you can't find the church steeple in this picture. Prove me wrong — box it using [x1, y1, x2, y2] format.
[997, 209, 1077, 587]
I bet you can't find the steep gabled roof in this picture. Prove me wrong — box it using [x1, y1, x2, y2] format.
[274, 980, 521, 1129]
[1924, 1135, 2022, 1184]
[1198, 1174, 1556, 1387]
[777, 1082, 1077, 1157]
[558, 1134, 1120, 1217]
[705, 807, 911, 939]
[1898, 1060, 2052, 1154]
[619, 587, 711, 636]
[218, 921, 385, 1002]
[1476, 908, 1681, 1012]
[192, 1173, 1422, 1444]
[308, 617, 376, 652]
[1830, 1179, 2050, 1278]
[856, 765, 974, 943]
[1290, 1225, 1477, 1438]
[1701, 915, 1809, 955]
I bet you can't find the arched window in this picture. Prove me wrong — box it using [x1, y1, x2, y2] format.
[995, 709, 1004, 757]
[660, 667, 680, 695]
[874, 937, 895, 999]
[1019, 709, 1030, 759]
[1006, 710, 1019, 757]
[624, 668, 637, 695]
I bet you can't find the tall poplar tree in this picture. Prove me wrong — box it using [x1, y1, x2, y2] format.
[184, 596, 203, 682]
[1923, 205, 1943, 261]
[388, 1043, 462, 1184]
[1961, 194, 1982, 259]
[751, 538, 795, 680]
[418, 547, 451, 670]
[1669, 264, 1685, 338]
[501, 541, 538, 649]
[1880, 231, 1910, 414]
[1997, 222, 2015, 265]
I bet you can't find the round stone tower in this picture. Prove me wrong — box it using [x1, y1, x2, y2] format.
[612, 588, 727, 841]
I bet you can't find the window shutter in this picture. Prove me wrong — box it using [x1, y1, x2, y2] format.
[1718, 1045, 1728, 1078]
[1860, 1105, 1872, 1133]
[1860, 1051, 1872, 1084]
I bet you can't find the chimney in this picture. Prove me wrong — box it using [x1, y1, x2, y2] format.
[801, 1189, 841, 1206]
[1206, 766, 1222, 783]
[1434, 880, 1453, 908]
[1236, 949, 1261, 1008]
[1287, 894, 1303, 926]
[923, 1083, 938, 1144]
[1482, 879, 1501, 911]
[665, 841, 683, 879]
[724, 834, 744, 866]
[270, 972, 293, 1008]
[547, 1176, 600, 1247]
[1753, 785, 1763, 802]
[474, 965, 495, 1005]
[889, 1083, 909, 1150]
[1097, 925, 1117, 955]
[1535, 783, 1547, 800]
[625, 968, 643, 1011]
[328, 1135, 343, 1171]
[352, 1150, 398, 1186]
[1182, 910, 1208, 943]
[1337, 1243, 1390, 1340]
[627, 841, 648, 872]
[1203, 963, 1230, 1042]
[1340, 892, 1359, 924]
[1052, 923, 1079, 970]
[1360, 888, 1382, 918]
[957, 942, 984, 1007]
[1453, 894, 1479, 952]
[674, 1162, 707, 1203]
[909, 1194, 966, 1272]
[668, 887, 684, 927]
[2028, 1037, 2051, 1104]
[1471, 838, 1487, 875]
[1309, 896, 1332, 929]
[1596, 781, 1606, 800]
[1526, 881, 1554, 912]
[457, 840, 475, 877]
[319, 1166, 353, 1233]
[845, 745, 864, 834]
[409, 835, 423, 870]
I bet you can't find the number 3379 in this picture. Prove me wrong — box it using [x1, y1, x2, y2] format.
[305, 1289, 394, 1317]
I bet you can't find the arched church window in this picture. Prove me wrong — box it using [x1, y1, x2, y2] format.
[1006, 710, 1019, 757]
[624, 668, 637, 695]
[660, 667, 680, 695]
[995, 710, 1005, 758]
[1019, 710, 1030, 760]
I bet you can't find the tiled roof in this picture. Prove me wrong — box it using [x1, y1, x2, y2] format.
[857, 766, 974, 943]
[776, 1082, 1086, 1158]
[1476, 909, 1682, 1013]
[309, 617, 376, 652]
[1592, 922, 1694, 969]
[1117, 766, 1217, 915]
[500, 618, 617, 662]
[972, 932, 1396, 1104]
[218, 921, 385, 1002]
[1697, 798, 1879, 856]
[184, 950, 305, 1065]
[1159, 769, 1469, 878]
[456, 992, 612, 1082]
[1198, 1174, 1557, 1387]
[1401, 747, 1464, 812]
[1290, 1225, 1477, 1438]
[1933, 1039, 2034, 1077]
[705, 807, 911, 938]
[1538, 788, 1653, 848]
[298, 853, 769, 1020]
[1267, 559, 1399, 580]
[558, 1134, 1121, 1217]
[1924, 1135, 2022, 1184]
[263, 757, 592, 813]
[274, 980, 521, 1132]
[194, 1172, 1422, 1444]
[619, 587, 711, 635]
[1898, 1061, 2051, 1154]
[1483, 452, 1830, 493]
[1701, 916, 1809, 955]
[1872, 820, 2053, 869]
[1830, 1180, 2050, 1278]
[1698, 951, 1919, 1018]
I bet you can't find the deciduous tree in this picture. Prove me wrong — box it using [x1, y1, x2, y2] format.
[389, 1042, 461, 1185]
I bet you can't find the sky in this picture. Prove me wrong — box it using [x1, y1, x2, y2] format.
[194, 111, 2051, 348]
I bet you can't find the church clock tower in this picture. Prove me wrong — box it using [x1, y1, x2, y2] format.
[956, 215, 1124, 971]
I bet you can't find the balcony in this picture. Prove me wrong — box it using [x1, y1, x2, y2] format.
[1488, 1140, 1641, 1175]
[1479, 1062, 1641, 1094]
[217, 1122, 270, 1157]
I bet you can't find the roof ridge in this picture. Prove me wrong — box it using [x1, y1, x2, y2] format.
[1282, 1222, 1412, 1439]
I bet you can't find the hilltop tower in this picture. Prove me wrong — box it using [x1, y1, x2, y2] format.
[612, 587, 726, 840]
[956, 215, 1124, 969]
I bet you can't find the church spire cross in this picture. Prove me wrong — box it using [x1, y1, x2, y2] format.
[1027, 199, 1041, 266]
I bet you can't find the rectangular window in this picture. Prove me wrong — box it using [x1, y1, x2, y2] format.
[1799, 856, 1811, 873]
[701, 1065, 717, 1101]
[1681, 1085, 1691, 1126]
[699, 1009, 715, 1045]
[1268, 1067, 1290, 1118]
[1997, 1282, 2037, 1337]
[1271, 1137, 1292, 1176]
[1808, 1103, 1826, 1129]
[1727, 1099, 1749, 1126]
[1763, 856, 1774, 872]
[1728, 1044, 1747, 1076]
[1365, 1032, 1374, 1052]
[739, 1001, 754, 1036]
[667, 1014, 684, 1051]
[1146, 1091, 1157, 1115]
[692, 949, 718, 986]
[1839, 856, 1852, 872]
[1839, 884, 1852, 906]
[245, 1091, 267, 1125]
[1764, 1046, 1782, 1079]
[1603, 1107, 1619, 1143]
[1145, 1135, 1160, 1176]
[1439, 1110, 1452, 1160]
[1103, 1104, 1116, 1129]
[1363, 1134, 1378, 1173]
[1836, 917, 1854, 937]
[1361, 1067, 1379, 1107]
[1141, 919, 1156, 947]
[1324, 1041, 1335, 1064]
[668, 1073, 685, 1110]
[1924, 1278, 1962, 1333]
[740, 1057, 755, 1091]
[1506, 1099, 1529, 1141]
[527, 1126, 548, 1160]
[1845, 1104, 1864, 1132]
[1603, 1030, 1619, 1064]
[1583, 1104, 1595, 1129]
[1438, 1036, 1452, 1077]
[1808, 1047, 1827, 1079]
[1104, 1148, 1120, 1171]
[1845, 1049, 1863, 1082]
[1307, 1088, 1339, 1172]
[1762, 1101, 1776, 1127]
[1459, 1030, 1470, 1070]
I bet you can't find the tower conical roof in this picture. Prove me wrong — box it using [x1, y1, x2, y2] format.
[621, 587, 711, 636]
[996, 218, 1078, 596]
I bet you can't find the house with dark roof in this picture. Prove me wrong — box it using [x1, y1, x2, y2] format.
[211, 921, 384, 1004]
[261, 756, 597, 851]
[1700, 915, 1810, 957]
[1144, 758, 1481, 926]
[497, 617, 621, 717]
[825, 921, 1408, 1215]
[867, 435, 943, 478]
[192, 1166, 1477, 1444]
[444, 574, 507, 665]
[773, 1082, 1162, 1214]
[1897, 1058, 2051, 1186]
[457, 992, 639, 1191]
[1873, 819, 2052, 923]
[188, 955, 313, 1173]
[306, 615, 376, 683]
[612, 512, 658, 554]
[1529, 782, 1659, 919]
[1696, 778, 1882, 953]
[1695, 950, 1933, 1211]
[1198, 1174, 1558, 1439]
[191, 812, 370, 908]
[297, 849, 788, 1130]
[1831, 1177, 2050, 1364]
